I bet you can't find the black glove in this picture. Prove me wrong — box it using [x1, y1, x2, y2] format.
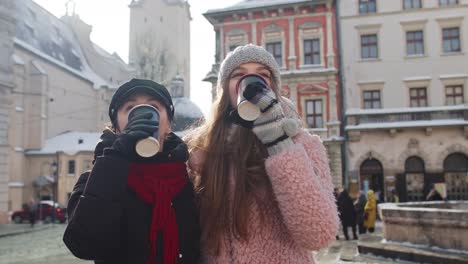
[93, 129, 117, 164]
[107, 112, 159, 160]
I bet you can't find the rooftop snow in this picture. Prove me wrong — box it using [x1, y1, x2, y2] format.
[172, 97, 204, 131]
[12, 54, 25, 65]
[25, 131, 101, 156]
[205, 0, 313, 14]
[346, 104, 468, 116]
[16, 0, 84, 71]
[173, 97, 204, 119]
[346, 120, 468, 131]
[281, 67, 337, 76]
[15, 0, 112, 89]
[14, 38, 110, 89]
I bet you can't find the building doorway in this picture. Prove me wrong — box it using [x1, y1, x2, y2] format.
[405, 156, 425, 201]
[444, 153, 468, 200]
[360, 158, 384, 202]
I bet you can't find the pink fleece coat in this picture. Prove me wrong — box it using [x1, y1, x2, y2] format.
[189, 131, 339, 263]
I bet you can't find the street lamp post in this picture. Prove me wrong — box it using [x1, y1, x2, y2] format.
[51, 158, 58, 223]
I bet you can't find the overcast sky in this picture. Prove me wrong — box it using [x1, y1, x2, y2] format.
[32, 0, 240, 116]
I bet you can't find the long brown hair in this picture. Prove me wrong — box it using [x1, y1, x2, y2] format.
[186, 75, 282, 254]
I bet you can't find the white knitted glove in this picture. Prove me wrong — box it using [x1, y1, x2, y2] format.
[251, 90, 301, 156]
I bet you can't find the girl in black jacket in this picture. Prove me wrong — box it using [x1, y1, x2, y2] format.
[63, 79, 200, 264]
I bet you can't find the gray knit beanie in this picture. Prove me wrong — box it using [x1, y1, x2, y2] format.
[218, 44, 281, 88]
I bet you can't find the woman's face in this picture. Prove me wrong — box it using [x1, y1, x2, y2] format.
[116, 93, 171, 145]
[227, 62, 273, 108]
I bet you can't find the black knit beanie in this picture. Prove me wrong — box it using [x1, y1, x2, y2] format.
[108, 78, 175, 126]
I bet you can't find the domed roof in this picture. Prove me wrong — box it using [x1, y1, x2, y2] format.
[171, 97, 204, 132]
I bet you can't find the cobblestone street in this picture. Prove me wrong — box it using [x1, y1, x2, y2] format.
[0, 223, 405, 264]
[0, 225, 91, 264]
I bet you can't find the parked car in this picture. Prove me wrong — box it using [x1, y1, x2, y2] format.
[11, 200, 67, 224]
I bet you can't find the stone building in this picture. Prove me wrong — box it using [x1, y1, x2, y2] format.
[203, 0, 344, 188]
[6, 0, 128, 215]
[339, 0, 468, 200]
[0, 0, 16, 224]
[0, 0, 202, 221]
[129, 0, 191, 97]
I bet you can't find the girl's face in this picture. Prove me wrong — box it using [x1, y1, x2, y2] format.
[116, 93, 171, 145]
[228, 62, 273, 108]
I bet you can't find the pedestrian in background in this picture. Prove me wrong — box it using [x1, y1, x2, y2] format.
[334, 187, 341, 240]
[364, 190, 377, 233]
[388, 189, 399, 203]
[28, 197, 37, 228]
[426, 184, 444, 201]
[337, 189, 358, 240]
[186, 44, 338, 263]
[354, 190, 367, 234]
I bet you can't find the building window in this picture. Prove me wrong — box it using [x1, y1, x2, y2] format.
[305, 99, 323, 128]
[359, 0, 376, 14]
[304, 39, 321, 65]
[443, 153, 468, 200]
[446, 85, 464, 105]
[404, 0, 422, 9]
[229, 45, 239, 51]
[406, 31, 424, 56]
[25, 24, 35, 37]
[405, 156, 425, 201]
[410, 87, 427, 107]
[68, 160, 75, 175]
[361, 34, 378, 59]
[266, 42, 282, 67]
[439, 0, 458, 6]
[363, 90, 381, 109]
[443, 27, 461, 53]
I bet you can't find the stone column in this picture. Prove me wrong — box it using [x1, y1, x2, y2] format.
[327, 76, 340, 138]
[289, 83, 298, 106]
[287, 18, 296, 70]
[251, 21, 257, 45]
[324, 140, 343, 188]
[219, 26, 225, 59]
[0, 0, 15, 224]
[326, 3, 335, 69]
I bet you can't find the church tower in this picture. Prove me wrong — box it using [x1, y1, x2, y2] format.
[129, 0, 191, 97]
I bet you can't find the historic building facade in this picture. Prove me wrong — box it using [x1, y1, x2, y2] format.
[0, 0, 16, 223]
[339, 0, 468, 200]
[2, 0, 202, 218]
[203, 0, 344, 188]
[129, 0, 191, 97]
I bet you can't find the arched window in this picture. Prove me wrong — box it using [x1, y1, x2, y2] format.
[405, 156, 425, 201]
[444, 153, 468, 200]
[360, 158, 384, 201]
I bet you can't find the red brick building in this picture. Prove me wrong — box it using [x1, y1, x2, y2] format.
[203, 0, 343, 187]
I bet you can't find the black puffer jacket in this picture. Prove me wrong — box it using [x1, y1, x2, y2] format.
[63, 133, 200, 264]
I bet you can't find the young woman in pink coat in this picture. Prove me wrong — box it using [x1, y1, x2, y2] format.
[186, 44, 338, 263]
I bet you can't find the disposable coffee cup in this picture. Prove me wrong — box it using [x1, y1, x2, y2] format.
[127, 104, 160, 157]
[236, 74, 269, 121]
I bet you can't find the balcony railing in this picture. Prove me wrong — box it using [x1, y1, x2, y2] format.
[346, 105, 468, 130]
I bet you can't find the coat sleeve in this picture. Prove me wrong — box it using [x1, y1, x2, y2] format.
[63, 154, 130, 260]
[265, 130, 339, 251]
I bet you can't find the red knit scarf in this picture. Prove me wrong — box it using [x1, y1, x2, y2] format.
[127, 162, 188, 264]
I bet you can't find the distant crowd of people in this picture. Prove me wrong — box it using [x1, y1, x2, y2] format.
[334, 188, 377, 240]
[334, 184, 445, 240]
